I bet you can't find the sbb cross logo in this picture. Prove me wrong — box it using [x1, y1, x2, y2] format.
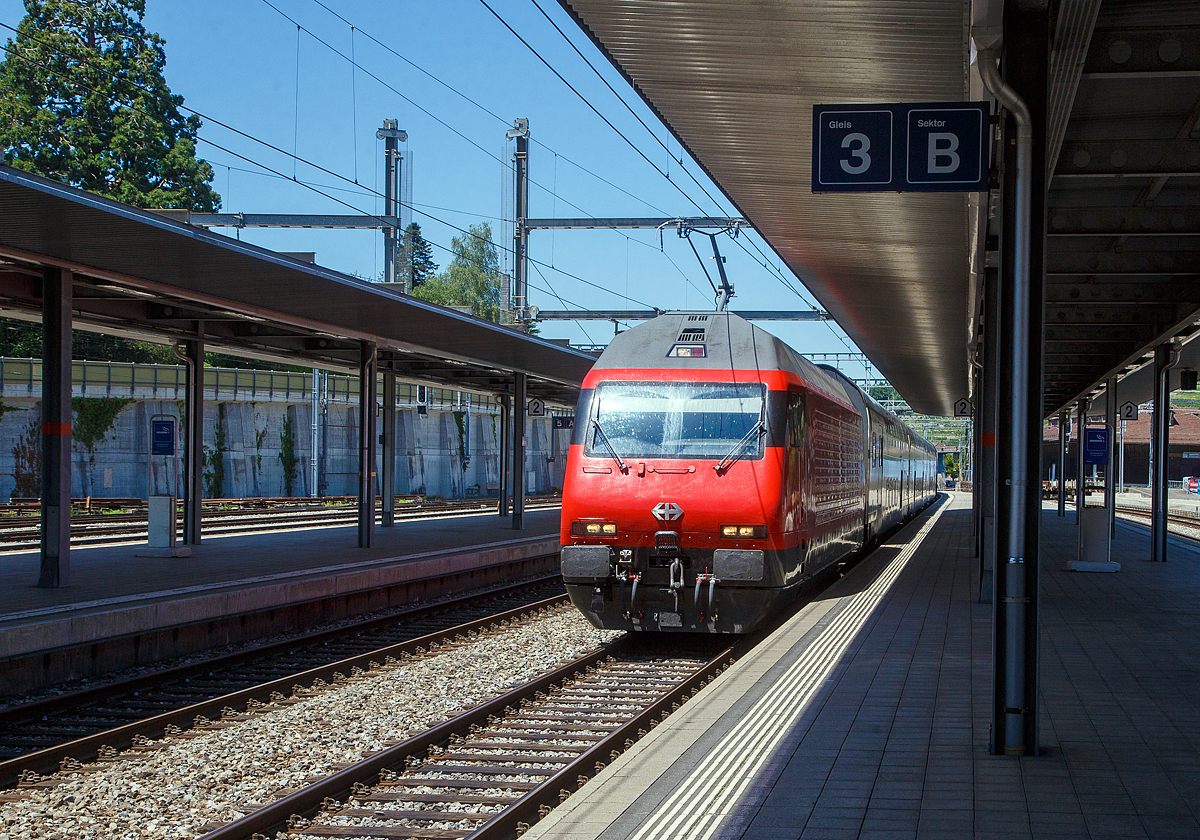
[652, 502, 684, 522]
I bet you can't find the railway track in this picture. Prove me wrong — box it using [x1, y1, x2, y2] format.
[0, 602, 737, 840]
[198, 635, 735, 840]
[0, 577, 567, 782]
[0, 497, 561, 552]
[1115, 504, 1200, 538]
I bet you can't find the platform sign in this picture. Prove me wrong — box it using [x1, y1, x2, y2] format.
[552, 416, 574, 430]
[150, 417, 175, 456]
[1083, 428, 1110, 466]
[527, 397, 545, 417]
[1119, 400, 1139, 421]
[953, 398, 973, 418]
[813, 102, 990, 193]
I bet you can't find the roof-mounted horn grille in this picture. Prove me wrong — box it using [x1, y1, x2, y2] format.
[678, 328, 706, 342]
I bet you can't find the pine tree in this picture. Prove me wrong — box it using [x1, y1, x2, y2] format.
[401, 222, 438, 288]
[0, 0, 220, 211]
[414, 223, 502, 322]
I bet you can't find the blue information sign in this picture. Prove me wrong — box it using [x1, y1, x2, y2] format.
[1083, 428, 1109, 466]
[151, 417, 175, 456]
[813, 102, 990, 193]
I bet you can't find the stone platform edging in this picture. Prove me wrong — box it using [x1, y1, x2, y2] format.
[0, 536, 561, 662]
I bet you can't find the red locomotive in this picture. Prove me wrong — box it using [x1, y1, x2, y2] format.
[560, 312, 937, 633]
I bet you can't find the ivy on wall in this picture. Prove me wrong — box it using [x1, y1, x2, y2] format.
[279, 409, 299, 496]
[11, 413, 40, 498]
[203, 403, 226, 498]
[452, 410, 468, 471]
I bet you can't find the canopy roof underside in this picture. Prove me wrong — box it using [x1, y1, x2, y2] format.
[560, 0, 974, 416]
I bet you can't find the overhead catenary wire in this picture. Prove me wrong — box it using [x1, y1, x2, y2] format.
[2, 10, 752, 314]
[524, 0, 730, 216]
[304, 0, 672, 218]
[0, 15, 832, 333]
[0, 27, 659, 311]
[475, 0, 718, 220]
[304, 0, 792, 315]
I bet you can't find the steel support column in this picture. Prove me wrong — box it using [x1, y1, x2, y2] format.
[381, 371, 396, 527]
[509, 119, 529, 324]
[1150, 343, 1175, 562]
[377, 120, 405, 289]
[182, 335, 204, 545]
[512, 373, 526, 530]
[1106, 378, 1117, 538]
[978, 266, 999, 604]
[358, 342, 378, 548]
[1057, 409, 1068, 516]
[981, 0, 1047, 757]
[1076, 399, 1088, 561]
[499, 393, 511, 518]
[38, 267, 72, 588]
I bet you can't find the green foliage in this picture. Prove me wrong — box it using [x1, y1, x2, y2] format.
[0, 399, 19, 421]
[0, 318, 180, 363]
[0, 0, 219, 211]
[279, 409, 299, 496]
[399, 222, 438, 288]
[452, 410, 468, 471]
[413, 223, 502, 322]
[868, 385, 900, 403]
[941, 453, 960, 479]
[254, 422, 266, 474]
[11, 412, 40, 498]
[203, 402, 225, 498]
[71, 396, 132, 455]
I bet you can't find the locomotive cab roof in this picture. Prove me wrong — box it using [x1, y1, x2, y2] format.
[592, 311, 857, 407]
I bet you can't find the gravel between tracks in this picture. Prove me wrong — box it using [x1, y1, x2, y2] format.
[0, 607, 620, 840]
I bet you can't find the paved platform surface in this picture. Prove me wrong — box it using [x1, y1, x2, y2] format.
[0, 508, 559, 617]
[0, 508, 561, 664]
[530, 493, 1200, 840]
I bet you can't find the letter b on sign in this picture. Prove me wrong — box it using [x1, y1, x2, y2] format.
[907, 108, 985, 186]
[928, 133, 960, 173]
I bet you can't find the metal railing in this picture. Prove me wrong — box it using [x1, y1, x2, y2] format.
[0, 358, 503, 411]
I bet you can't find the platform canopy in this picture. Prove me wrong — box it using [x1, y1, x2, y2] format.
[559, 0, 976, 416]
[559, 0, 1200, 418]
[0, 165, 594, 406]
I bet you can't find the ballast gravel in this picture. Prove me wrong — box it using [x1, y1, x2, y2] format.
[0, 607, 619, 840]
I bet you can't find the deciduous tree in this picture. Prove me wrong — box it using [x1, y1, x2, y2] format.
[414, 223, 503, 323]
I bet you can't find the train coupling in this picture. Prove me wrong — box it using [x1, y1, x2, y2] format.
[621, 571, 643, 622]
[693, 572, 719, 623]
[665, 558, 686, 612]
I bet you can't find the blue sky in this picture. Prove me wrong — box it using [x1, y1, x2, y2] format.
[0, 0, 872, 373]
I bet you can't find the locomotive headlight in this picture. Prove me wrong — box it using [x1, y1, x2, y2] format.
[572, 521, 618, 536]
[721, 525, 767, 539]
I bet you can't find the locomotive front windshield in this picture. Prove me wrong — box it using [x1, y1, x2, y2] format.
[586, 382, 766, 460]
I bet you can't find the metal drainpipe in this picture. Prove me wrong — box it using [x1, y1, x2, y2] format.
[1057, 409, 1067, 516]
[977, 45, 1033, 756]
[1151, 342, 1180, 562]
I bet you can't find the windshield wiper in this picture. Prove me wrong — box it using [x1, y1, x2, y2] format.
[591, 419, 628, 472]
[714, 420, 765, 473]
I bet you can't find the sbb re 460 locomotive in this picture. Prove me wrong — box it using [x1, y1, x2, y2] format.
[559, 312, 937, 634]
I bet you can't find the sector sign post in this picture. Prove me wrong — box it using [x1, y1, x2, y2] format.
[813, 102, 990, 193]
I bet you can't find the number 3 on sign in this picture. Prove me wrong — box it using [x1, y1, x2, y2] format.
[840, 133, 871, 174]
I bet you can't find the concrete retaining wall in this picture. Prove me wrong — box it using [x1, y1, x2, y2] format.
[0, 397, 570, 501]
